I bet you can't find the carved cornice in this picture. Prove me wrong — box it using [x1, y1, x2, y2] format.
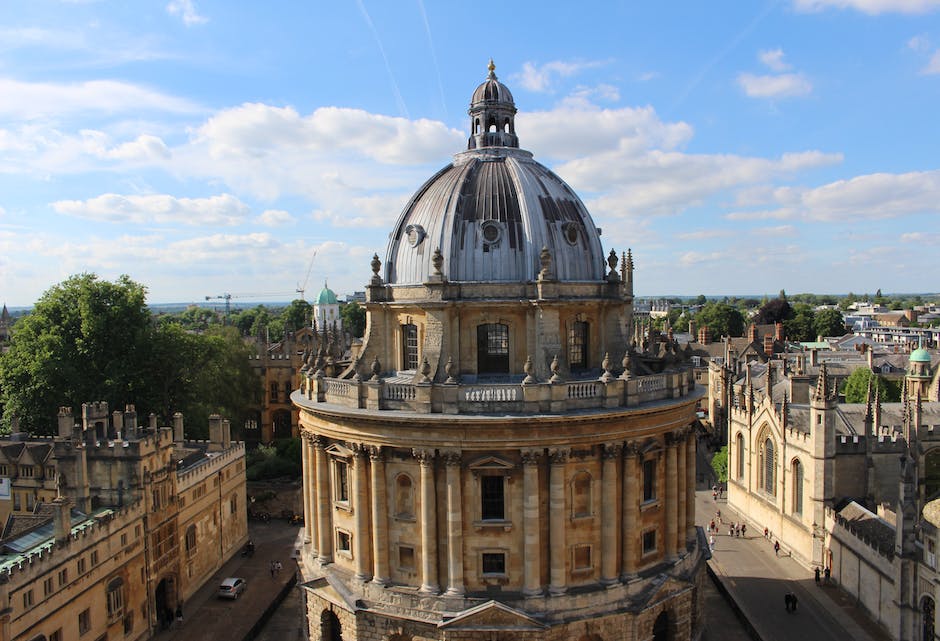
[412, 448, 436, 466]
[441, 450, 462, 466]
[520, 449, 542, 466]
[623, 441, 641, 457]
[311, 434, 324, 449]
[368, 445, 384, 462]
[602, 443, 623, 460]
[548, 448, 570, 465]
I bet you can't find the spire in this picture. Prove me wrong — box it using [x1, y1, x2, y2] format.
[813, 363, 830, 402]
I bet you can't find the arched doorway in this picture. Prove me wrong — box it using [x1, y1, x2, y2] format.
[154, 576, 176, 630]
[321, 610, 343, 641]
[272, 409, 292, 438]
[652, 610, 672, 641]
[923, 596, 935, 641]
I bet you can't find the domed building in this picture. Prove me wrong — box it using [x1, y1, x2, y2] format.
[294, 62, 705, 641]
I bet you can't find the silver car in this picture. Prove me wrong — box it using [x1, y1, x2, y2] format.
[218, 577, 246, 599]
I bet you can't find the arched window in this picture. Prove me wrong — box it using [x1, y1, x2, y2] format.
[568, 321, 589, 371]
[923, 596, 935, 641]
[477, 323, 509, 375]
[185, 524, 196, 556]
[759, 437, 776, 496]
[791, 459, 804, 514]
[320, 609, 343, 641]
[572, 472, 592, 517]
[503, 119, 510, 133]
[474, 118, 480, 134]
[106, 577, 125, 619]
[401, 324, 419, 370]
[652, 610, 672, 641]
[735, 433, 745, 479]
[487, 118, 497, 132]
[395, 474, 414, 519]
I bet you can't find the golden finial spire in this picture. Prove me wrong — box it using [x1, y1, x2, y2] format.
[488, 59, 495, 73]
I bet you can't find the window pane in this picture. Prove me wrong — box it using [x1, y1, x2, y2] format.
[568, 321, 588, 370]
[402, 324, 419, 370]
[481, 476, 505, 520]
[482, 552, 506, 574]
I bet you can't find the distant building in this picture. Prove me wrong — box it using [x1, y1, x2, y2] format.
[312, 283, 340, 333]
[0, 402, 247, 641]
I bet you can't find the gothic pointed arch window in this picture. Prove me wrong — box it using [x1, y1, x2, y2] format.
[923, 595, 935, 641]
[791, 459, 804, 514]
[735, 433, 746, 480]
[759, 435, 776, 496]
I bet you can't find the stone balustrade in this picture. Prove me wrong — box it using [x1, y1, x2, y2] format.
[298, 367, 694, 415]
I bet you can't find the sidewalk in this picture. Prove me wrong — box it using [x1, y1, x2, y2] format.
[153, 520, 302, 641]
[697, 490, 892, 641]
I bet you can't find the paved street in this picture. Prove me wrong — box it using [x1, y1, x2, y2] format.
[697, 489, 892, 641]
[152, 520, 302, 641]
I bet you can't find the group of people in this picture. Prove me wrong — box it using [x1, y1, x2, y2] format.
[706, 516, 745, 538]
[784, 592, 799, 613]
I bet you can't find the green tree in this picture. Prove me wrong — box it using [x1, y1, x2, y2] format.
[711, 445, 728, 483]
[340, 302, 366, 338]
[814, 309, 847, 338]
[695, 302, 745, 338]
[0, 274, 262, 436]
[694, 294, 707, 306]
[281, 299, 312, 333]
[842, 368, 901, 404]
[753, 298, 793, 325]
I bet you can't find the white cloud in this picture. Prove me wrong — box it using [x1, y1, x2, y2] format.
[793, 0, 940, 13]
[678, 251, 726, 266]
[106, 135, 172, 161]
[727, 170, 940, 221]
[908, 35, 931, 51]
[257, 209, 295, 226]
[167, 0, 208, 26]
[678, 229, 733, 240]
[0, 77, 201, 119]
[922, 50, 940, 74]
[759, 49, 792, 72]
[51, 193, 250, 226]
[737, 72, 813, 98]
[513, 60, 608, 93]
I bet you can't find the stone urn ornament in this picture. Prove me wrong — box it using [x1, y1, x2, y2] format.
[444, 356, 458, 384]
[599, 352, 613, 382]
[522, 355, 537, 385]
[419, 356, 432, 384]
[549, 354, 562, 383]
[370, 356, 382, 381]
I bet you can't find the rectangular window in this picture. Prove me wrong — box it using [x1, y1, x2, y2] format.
[573, 545, 592, 570]
[481, 552, 506, 576]
[123, 611, 134, 636]
[334, 461, 349, 503]
[78, 608, 91, 635]
[481, 476, 505, 521]
[13, 492, 20, 511]
[568, 321, 589, 371]
[58, 569, 68, 586]
[44, 577, 54, 596]
[477, 323, 509, 375]
[642, 530, 657, 555]
[77, 557, 86, 574]
[22, 589, 33, 608]
[642, 458, 657, 502]
[121, 533, 128, 546]
[49, 629, 62, 641]
[91, 550, 99, 566]
[398, 546, 415, 571]
[402, 324, 419, 370]
[21, 465, 34, 478]
[230, 495, 237, 515]
[0, 465, 7, 475]
[337, 530, 351, 553]
[270, 381, 279, 403]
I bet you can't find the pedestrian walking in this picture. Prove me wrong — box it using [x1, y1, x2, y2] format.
[763, 526, 769, 538]
[175, 604, 183, 629]
[784, 593, 792, 612]
[815, 567, 821, 585]
[774, 540, 780, 556]
[741, 523, 746, 537]
[270, 561, 276, 578]
[709, 519, 716, 533]
[275, 560, 282, 576]
[709, 534, 715, 551]
[729, 523, 734, 537]
[716, 509, 722, 523]
[824, 567, 831, 584]
[791, 592, 798, 612]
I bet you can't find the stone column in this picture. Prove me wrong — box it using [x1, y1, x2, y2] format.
[369, 446, 389, 585]
[665, 435, 679, 560]
[443, 451, 464, 596]
[314, 437, 333, 563]
[677, 432, 687, 554]
[621, 443, 638, 580]
[601, 443, 621, 585]
[686, 430, 697, 541]
[549, 448, 569, 595]
[522, 449, 542, 596]
[353, 445, 372, 581]
[416, 449, 439, 593]
[302, 434, 313, 544]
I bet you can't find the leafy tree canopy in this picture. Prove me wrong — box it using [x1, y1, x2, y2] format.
[841, 367, 901, 404]
[753, 298, 793, 326]
[0, 274, 261, 436]
[340, 302, 366, 338]
[814, 309, 847, 338]
[711, 445, 728, 483]
[695, 302, 745, 338]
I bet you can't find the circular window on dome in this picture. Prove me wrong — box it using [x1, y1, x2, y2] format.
[480, 221, 502, 246]
[563, 222, 580, 246]
[405, 224, 426, 248]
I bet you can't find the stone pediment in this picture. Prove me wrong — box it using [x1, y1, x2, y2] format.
[467, 456, 515, 472]
[325, 442, 354, 458]
[438, 600, 546, 631]
[637, 574, 690, 609]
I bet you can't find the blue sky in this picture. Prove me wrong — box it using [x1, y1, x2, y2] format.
[1, 0, 939, 306]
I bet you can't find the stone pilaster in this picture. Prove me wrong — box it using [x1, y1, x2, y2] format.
[369, 446, 389, 585]
[665, 434, 679, 560]
[686, 430, 697, 540]
[521, 449, 542, 596]
[302, 434, 314, 545]
[314, 436, 333, 563]
[622, 443, 638, 580]
[352, 444, 372, 581]
[677, 432, 687, 554]
[601, 443, 621, 585]
[415, 449, 439, 593]
[549, 447, 569, 595]
[442, 451, 464, 596]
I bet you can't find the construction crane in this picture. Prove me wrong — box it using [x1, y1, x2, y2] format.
[204, 292, 295, 323]
[205, 293, 235, 321]
[296, 250, 318, 301]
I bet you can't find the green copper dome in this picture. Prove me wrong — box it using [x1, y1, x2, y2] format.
[910, 347, 931, 363]
[316, 284, 338, 305]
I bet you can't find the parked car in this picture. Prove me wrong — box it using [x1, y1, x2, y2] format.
[218, 577, 247, 599]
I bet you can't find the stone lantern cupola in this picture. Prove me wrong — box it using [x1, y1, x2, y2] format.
[468, 60, 518, 150]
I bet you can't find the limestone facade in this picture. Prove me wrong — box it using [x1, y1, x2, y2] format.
[294, 62, 705, 641]
[0, 402, 247, 641]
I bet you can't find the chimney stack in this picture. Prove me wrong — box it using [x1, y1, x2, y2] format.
[53, 497, 71, 544]
[112, 411, 124, 440]
[208, 414, 223, 452]
[748, 323, 758, 343]
[57, 407, 74, 439]
[149, 413, 158, 430]
[698, 326, 711, 345]
[173, 412, 185, 442]
[810, 348, 819, 368]
[222, 419, 232, 450]
[764, 334, 774, 357]
[775, 322, 784, 342]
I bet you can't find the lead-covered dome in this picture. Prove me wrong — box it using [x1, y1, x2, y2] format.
[385, 61, 605, 285]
